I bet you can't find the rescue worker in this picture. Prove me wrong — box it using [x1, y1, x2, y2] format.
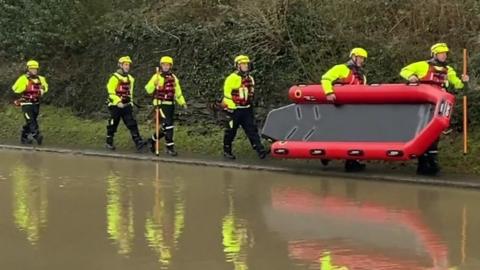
[105, 56, 146, 151]
[222, 55, 267, 160]
[145, 56, 187, 156]
[12, 60, 48, 145]
[321, 48, 368, 172]
[400, 43, 469, 175]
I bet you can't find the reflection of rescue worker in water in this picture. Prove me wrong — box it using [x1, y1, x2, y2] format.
[400, 43, 469, 176]
[12, 60, 48, 145]
[145, 56, 187, 156]
[105, 56, 146, 151]
[319, 251, 348, 270]
[320, 48, 368, 172]
[222, 55, 268, 160]
[222, 184, 251, 270]
[144, 172, 186, 265]
[11, 162, 48, 245]
[106, 171, 134, 255]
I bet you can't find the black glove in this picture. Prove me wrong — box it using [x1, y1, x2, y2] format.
[121, 96, 131, 104]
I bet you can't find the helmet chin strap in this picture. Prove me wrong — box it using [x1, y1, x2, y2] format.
[117, 67, 128, 75]
[347, 57, 358, 67]
[431, 55, 447, 65]
[349, 56, 359, 67]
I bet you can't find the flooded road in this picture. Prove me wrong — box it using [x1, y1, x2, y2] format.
[0, 150, 479, 270]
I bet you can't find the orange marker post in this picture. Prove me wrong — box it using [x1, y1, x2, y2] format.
[463, 49, 468, 155]
[155, 67, 161, 156]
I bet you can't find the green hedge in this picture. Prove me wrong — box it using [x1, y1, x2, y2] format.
[1, 0, 480, 129]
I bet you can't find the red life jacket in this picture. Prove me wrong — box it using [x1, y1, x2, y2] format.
[420, 62, 448, 86]
[154, 73, 176, 101]
[22, 76, 42, 103]
[114, 73, 131, 99]
[231, 75, 254, 106]
[337, 64, 365, 85]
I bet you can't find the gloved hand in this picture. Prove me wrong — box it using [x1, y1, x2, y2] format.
[326, 93, 336, 103]
[117, 102, 126, 109]
[121, 96, 131, 104]
[408, 75, 419, 83]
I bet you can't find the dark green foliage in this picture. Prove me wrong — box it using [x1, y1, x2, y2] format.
[1, 0, 480, 130]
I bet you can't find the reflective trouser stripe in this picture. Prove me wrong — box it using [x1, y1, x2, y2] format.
[154, 100, 173, 106]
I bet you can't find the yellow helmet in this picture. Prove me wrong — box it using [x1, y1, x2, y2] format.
[26, 60, 39, 69]
[431, 43, 449, 55]
[350, 48, 368, 58]
[160, 56, 174, 65]
[118, 56, 132, 64]
[234, 55, 250, 66]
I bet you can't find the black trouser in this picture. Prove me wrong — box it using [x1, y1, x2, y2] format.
[21, 103, 41, 139]
[152, 104, 175, 148]
[106, 105, 142, 145]
[223, 107, 264, 152]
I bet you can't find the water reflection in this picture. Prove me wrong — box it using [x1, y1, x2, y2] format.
[11, 163, 48, 245]
[267, 186, 453, 270]
[222, 181, 251, 270]
[106, 171, 134, 255]
[0, 150, 479, 270]
[145, 164, 186, 267]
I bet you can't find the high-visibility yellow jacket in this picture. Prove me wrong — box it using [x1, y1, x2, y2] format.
[106, 71, 135, 106]
[400, 60, 464, 90]
[145, 73, 186, 106]
[223, 72, 255, 110]
[321, 64, 366, 95]
[12, 74, 48, 94]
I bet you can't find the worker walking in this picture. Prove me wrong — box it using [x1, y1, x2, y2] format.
[12, 60, 48, 145]
[222, 55, 268, 160]
[145, 56, 187, 156]
[400, 43, 469, 175]
[105, 56, 146, 151]
[320, 48, 368, 172]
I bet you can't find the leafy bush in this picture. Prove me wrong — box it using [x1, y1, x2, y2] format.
[1, 0, 479, 129]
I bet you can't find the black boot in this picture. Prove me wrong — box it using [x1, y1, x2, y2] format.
[135, 139, 147, 152]
[416, 155, 431, 175]
[148, 138, 156, 154]
[20, 130, 32, 144]
[426, 153, 440, 176]
[321, 159, 330, 166]
[223, 145, 236, 160]
[131, 133, 147, 152]
[33, 133, 43, 146]
[105, 136, 116, 151]
[166, 145, 178, 156]
[345, 160, 366, 172]
[255, 145, 268, 160]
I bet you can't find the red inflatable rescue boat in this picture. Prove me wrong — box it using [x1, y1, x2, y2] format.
[261, 84, 455, 161]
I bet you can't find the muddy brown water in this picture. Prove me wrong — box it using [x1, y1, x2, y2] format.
[0, 150, 479, 270]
